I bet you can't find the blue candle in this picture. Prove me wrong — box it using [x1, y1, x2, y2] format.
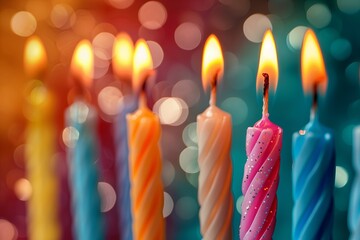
[68, 40, 104, 240]
[115, 95, 137, 240]
[292, 29, 335, 240]
[348, 126, 360, 240]
[67, 101, 104, 240]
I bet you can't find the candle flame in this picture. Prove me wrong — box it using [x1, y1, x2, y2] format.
[256, 30, 278, 94]
[24, 36, 47, 78]
[201, 34, 224, 91]
[112, 32, 134, 80]
[132, 39, 153, 93]
[301, 29, 327, 94]
[70, 40, 94, 89]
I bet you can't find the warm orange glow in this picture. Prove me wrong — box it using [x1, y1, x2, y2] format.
[132, 39, 153, 92]
[301, 29, 327, 94]
[112, 32, 134, 80]
[24, 36, 47, 78]
[70, 40, 93, 89]
[201, 34, 224, 90]
[256, 30, 278, 94]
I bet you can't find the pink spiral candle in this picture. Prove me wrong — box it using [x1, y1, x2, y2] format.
[240, 30, 282, 240]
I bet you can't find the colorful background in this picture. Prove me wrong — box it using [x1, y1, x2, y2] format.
[0, 0, 359, 239]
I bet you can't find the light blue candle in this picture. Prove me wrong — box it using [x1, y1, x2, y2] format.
[292, 114, 335, 240]
[66, 100, 104, 240]
[348, 126, 360, 240]
[292, 28, 335, 240]
[115, 95, 137, 240]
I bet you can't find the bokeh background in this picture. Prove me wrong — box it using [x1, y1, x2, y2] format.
[0, 0, 360, 239]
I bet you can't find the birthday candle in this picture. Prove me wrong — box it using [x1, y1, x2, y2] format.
[292, 29, 335, 240]
[127, 39, 165, 240]
[197, 34, 233, 240]
[24, 36, 60, 240]
[240, 30, 282, 240]
[349, 126, 360, 240]
[67, 40, 104, 240]
[112, 32, 137, 240]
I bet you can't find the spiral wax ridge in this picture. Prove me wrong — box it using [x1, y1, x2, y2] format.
[127, 108, 165, 240]
[240, 118, 282, 240]
[197, 106, 233, 240]
[292, 121, 335, 240]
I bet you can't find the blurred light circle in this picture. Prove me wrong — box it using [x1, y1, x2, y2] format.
[11, 11, 37, 37]
[171, 79, 200, 107]
[179, 146, 199, 174]
[93, 58, 110, 79]
[174, 22, 202, 50]
[162, 161, 175, 187]
[14, 178, 32, 201]
[0, 219, 18, 240]
[175, 196, 198, 220]
[50, 4, 76, 29]
[185, 172, 198, 188]
[98, 86, 123, 116]
[236, 195, 244, 214]
[147, 41, 164, 68]
[93, 32, 116, 60]
[306, 4, 332, 28]
[337, 0, 360, 14]
[330, 38, 352, 61]
[163, 192, 174, 218]
[108, 0, 135, 9]
[335, 166, 349, 188]
[98, 182, 117, 212]
[72, 10, 96, 37]
[62, 126, 79, 148]
[138, 1, 167, 30]
[221, 97, 248, 125]
[345, 62, 360, 85]
[154, 97, 189, 126]
[182, 122, 197, 147]
[287, 26, 308, 51]
[243, 14, 272, 43]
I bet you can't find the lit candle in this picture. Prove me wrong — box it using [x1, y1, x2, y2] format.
[349, 126, 360, 240]
[127, 39, 165, 240]
[24, 36, 60, 240]
[197, 34, 233, 240]
[240, 30, 282, 240]
[292, 29, 335, 240]
[112, 32, 137, 240]
[67, 40, 104, 240]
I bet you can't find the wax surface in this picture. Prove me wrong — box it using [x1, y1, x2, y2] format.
[115, 95, 137, 240]
[292, 118, 335, 240]
[348, 126, 360, 240]
[25, 83, 60, 240]
[197, 105, 233, 240]
[66, 101, 104, 240]
[127, 106, 165, 240]
[240, 115, 282, 240]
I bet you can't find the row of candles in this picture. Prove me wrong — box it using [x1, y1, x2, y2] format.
[23, 27, 358, 240]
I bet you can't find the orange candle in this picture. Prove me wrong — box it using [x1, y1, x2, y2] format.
[127, 39, 165, 240]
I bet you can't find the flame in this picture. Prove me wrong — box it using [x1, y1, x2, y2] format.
[112, 32, 134, 80]
[301, 29, 327, 94]
[24, 36, 47, 78]
[132, 39, 153, 93]
[256, 30, 278, 94]
[70, 40, 93, 89]
[201, 34, 224, 90]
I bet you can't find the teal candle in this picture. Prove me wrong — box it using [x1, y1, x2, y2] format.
[348, 126, 360, 240]
[66, 101, 104, 240]
[292, 29, 335, 240]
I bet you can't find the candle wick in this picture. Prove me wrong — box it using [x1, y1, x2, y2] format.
[139, 75, 148, 108]
[311, 83, 318, 121]
[262, 73, 269, 117]
[210, 72, 218, 106]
